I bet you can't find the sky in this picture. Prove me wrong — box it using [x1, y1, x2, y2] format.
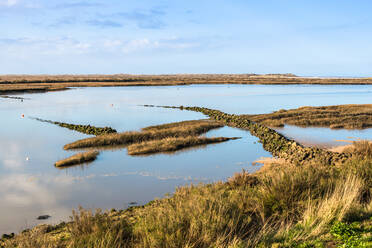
[1, 0, 372, 76]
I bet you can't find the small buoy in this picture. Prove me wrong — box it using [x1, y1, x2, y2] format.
[26, 157, 29, 161]
[21, 114, 25, 118]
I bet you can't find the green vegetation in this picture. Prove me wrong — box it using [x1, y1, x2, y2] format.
[127, 136, 239, 155]
[2, 154, 371, 247]
[32, 117, 117, 136]
[330, 221, 367, 248]
[245, 104, 372, 129]
[54, 151, 99, 168]
[63, 120, 223, 150]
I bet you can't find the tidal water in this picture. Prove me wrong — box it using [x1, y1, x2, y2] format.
[0, 84, 371, 234]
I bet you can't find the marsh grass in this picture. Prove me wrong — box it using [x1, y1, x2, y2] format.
[127, 136, 239, 155]
[246, 104, 372, 129]
[54, 151, 99, 167]
[64, 120, 223, 150]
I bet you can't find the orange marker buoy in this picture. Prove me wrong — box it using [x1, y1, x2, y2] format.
[21, 114, 25, 118]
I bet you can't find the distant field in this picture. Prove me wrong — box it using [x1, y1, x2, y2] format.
[1, 74, 372, 94]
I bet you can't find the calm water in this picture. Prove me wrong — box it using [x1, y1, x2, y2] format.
[1, 84, 372, 234]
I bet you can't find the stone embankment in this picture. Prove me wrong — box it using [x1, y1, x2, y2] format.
[163, 106, 351, 165]
[31, 117, 117, 136]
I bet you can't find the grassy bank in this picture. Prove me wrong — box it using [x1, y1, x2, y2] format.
[3, 74, 372, 94]
[54, 151, 99, 168]
[2, 149, 371, 247]
[64, 120, 223, 150]
[127, 136, 239, 155]
[246, 104, 372, 129]
[32, 118, 117, 136]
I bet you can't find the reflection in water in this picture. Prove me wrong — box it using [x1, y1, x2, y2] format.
[276, 125, 372, 148]
[1, 84, 372, 234]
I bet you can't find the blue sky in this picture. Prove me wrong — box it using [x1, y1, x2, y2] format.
[1, 0, 372, 76]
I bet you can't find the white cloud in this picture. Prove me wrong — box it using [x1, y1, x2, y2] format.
[102, 37, 200, 54]
[0, 142, 26, 169]
[0, 0, 19, 6]
[0, 35, 204, 62]
[122, 38, 158, 54]
[103, 39, 122, 48]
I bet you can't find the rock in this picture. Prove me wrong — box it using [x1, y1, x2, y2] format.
[1, 233, 14, 239]
[37, 215, 51, 220]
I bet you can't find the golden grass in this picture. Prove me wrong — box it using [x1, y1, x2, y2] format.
[54, 151, 99, 167]
[299, 175, 363, 239]
[246, 104, 372, 129]
[64, 120, 223, 150]
[127, 136, 239, 155]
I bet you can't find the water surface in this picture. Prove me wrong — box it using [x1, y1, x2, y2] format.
[1, 84, 372, 234]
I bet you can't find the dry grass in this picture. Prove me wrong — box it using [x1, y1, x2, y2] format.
[64, 120, 223, 150]
[66, 207, 132, 248]
[299, 175, 363, 238]
[246, 104, 372, 129]
[54, 151, 99, 167]
[127, 136, 238, 155]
